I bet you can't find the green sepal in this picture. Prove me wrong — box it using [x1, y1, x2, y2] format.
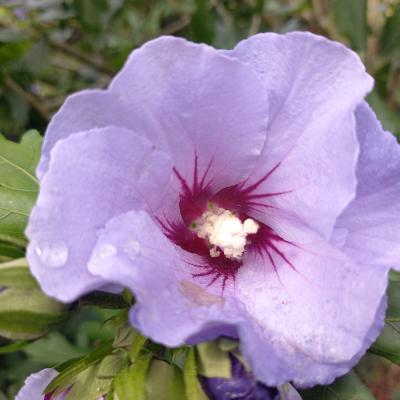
[168, 365, 186, 400]
[114, 353, 153, 400]
[164, 346, 190, 370]
[183, 347, 207, 400]
[113, 323, 136, 349]
[130, 331, 148, 362]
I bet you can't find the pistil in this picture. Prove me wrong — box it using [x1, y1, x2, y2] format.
[192, 204, 259, 259]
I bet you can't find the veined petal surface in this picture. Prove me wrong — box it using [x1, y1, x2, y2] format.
[27, 127, 172, 302]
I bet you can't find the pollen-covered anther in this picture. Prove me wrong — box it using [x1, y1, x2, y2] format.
[193, 206, 259, 259]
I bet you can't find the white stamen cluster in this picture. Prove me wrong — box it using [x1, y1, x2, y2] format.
[193, 205, 259, 259]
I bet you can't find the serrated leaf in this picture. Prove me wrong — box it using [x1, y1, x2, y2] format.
[183, 347, 207, 400]
[0, 130, 42, 243]
[196, 341, 232, 379]
[114, 353, 152, 400]
[300, 371, 375, 399]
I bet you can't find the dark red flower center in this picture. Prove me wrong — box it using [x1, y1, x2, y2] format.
[157, 156, 296, 289]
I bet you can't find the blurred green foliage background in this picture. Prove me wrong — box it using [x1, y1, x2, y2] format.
[0, 1, 400, 399]
[1, 0, 400, 141]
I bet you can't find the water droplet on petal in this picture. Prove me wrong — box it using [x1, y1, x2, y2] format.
[123, 240, 141, 259]
[35, 241, 68, 268]
[98, 243, 117, 259]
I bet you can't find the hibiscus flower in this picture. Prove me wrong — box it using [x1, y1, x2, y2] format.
[27, 32, 400, 387]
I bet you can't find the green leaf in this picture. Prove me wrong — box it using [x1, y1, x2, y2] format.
[380, 4, 400, 57]
[0, 130, 42, 243]
[114, 353, 152, 400]
[367, 91, 400, 137]
[368, 273, 400, 365]
[0, 340, 29, 354]
[46, 340, 115, 393]
[169, 365, 186, 400]
[113, 323, 135, 349]
[0, 310, 68, 340]
[73, 0, 109, 34]
[192, 0, 214, 44]
[24, 332, 86, 365]
[0, 285, 62, 314]
[387, 271, 400, 321]
[130, 331, 148, 361]
[65, 351, 125, 400]
[369, 321, 400, 365]
[183, 347, 207, 400]
[300, 371, 375, 399]
[196, 341, 232, 379]
[332, 0, 367, 51]
[0, 242, 24, 261]
[164, 347, 190, 370]
[0, 258, 39, 288]
[0, 258, 67, 339]
[18, 41, 51, 76]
